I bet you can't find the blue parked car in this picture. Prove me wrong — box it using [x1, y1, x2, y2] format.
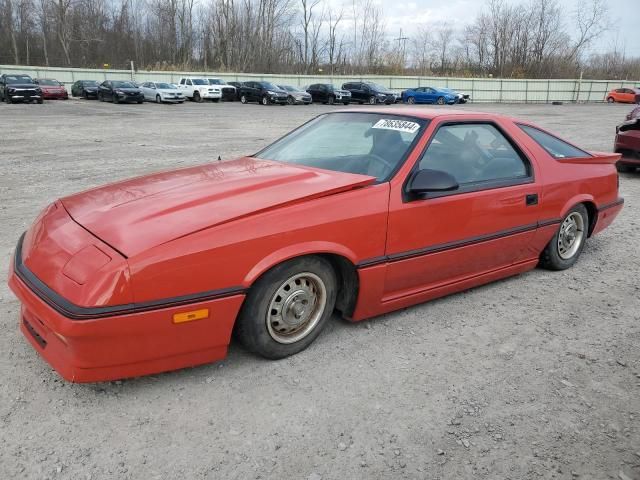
[402, 87, 468, 105]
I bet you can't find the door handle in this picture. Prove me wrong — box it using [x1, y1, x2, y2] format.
[526, 194, 538, 206]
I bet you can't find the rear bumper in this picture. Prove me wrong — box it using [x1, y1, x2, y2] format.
[592, 198, 624, 236]
[8, 251, 245, 383]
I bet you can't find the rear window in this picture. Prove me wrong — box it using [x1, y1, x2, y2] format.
[519, 125, 591, 159]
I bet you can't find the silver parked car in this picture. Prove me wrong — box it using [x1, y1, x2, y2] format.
[278, 85, 312, 105]
[139, 81, 185, 104]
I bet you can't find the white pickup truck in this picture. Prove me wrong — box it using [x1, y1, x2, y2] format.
[176, 77, 222, 102]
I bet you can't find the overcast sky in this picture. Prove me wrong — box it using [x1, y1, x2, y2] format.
[373, 0, 639, 57]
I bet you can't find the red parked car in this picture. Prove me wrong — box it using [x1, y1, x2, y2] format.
[606, 87, 640, 104]
[34, 78, 69, 100]
[8, 110, 624, 382]
[615, 107, 640, 172]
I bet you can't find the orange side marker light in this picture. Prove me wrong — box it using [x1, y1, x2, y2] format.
[173, 308, 209, 324]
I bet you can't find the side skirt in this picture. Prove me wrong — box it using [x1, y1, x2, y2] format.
[350, 258, 539, 321]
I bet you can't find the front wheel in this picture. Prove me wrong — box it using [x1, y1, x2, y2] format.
[539, 204, 588, 270]
[261, 95, 269, 105]
[193, 91, 202, 103]
[327, 96, 335, 105]
[234, 256, 337, 359]
[112, 94, 118, 104]
[287, 96, 295, 105]
[156, 95, 161, 104]
[240, 94, 248, 104]
[436, 96, 445, 105]
[407, 96, 416, 104]
[368, 96, 377, 105]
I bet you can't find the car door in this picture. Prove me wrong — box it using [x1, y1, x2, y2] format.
[383, 120, 541, 300]
[99, 81, 110, 100]
[307, 84, 319, 102]
[623, 88, 635, 103]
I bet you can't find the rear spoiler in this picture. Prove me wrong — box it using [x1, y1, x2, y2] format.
[556, 151, 621, 165]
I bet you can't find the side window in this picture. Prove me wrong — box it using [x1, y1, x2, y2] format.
[179, 78, 185, 85]
[519, 124, 591, 159]
[419, 123, 529, 185]
[186, 79, 192, 86]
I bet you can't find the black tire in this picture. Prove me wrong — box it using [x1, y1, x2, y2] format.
[539, 204, 589, 271]
[98, 93, 103, 102]
[137, 100, 143, 104]
[83, 91, 88, 100]
[240, 94, 247, 104]
[5, 94, 11, 104]
[156, 94, 161, 104]
[261, 95, 269, 105]
[606, 97, 615, 103]
[287, 96, 295, 105]
[368, 96, 377, 105]
[407, 96, 416, 105]
[112, 94, 118, 104]
[212, 98, 220, 103]
[327, 95, 335, 105]
[234, 256, 337, 359]
[193, 91, 202, 103]
[436, 96, 445, 105]
[37, 98, 44, 104]
[616, 162, 635, 173]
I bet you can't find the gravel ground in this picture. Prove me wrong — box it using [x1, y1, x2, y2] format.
[1, 100, 639, 480]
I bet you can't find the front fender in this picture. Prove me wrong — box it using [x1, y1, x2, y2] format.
[243, 241, 359, 286]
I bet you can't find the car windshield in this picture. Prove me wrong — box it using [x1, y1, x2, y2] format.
[366, 83, 390, 92]
[5, 75, 32, 84]
[256, 113, 427, 181]
[260, 82, 282, 91]
[112, 81, 135, 88]
[155, 83, 173, 89]
[208, 79, 224, 85]
[192, 79, 208, 85]
[38, 79, 60, 86]
[279, 85, 298, 92]
[82, 80, 98, 86]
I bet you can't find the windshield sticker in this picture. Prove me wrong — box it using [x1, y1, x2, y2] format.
[372, 119, 420, 134]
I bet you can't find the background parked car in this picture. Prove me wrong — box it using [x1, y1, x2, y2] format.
[0, 74, 43, 104]
[342, 81, 395, 105]
[306, 84, 351, 105]
[139, 81, 185, 104]
[98, 80, 144, 104]
[227, 82, 243, 100]
[402, 86, 459, 105]
[71, 80, 99, 99]
[606, 87, 640, 104]
[176, 77, 221, 102]
[34, 78, 68, 100]
[239, 81, 288, 105]
[278, 85, 312, 104]
[206, 78, 237, 101]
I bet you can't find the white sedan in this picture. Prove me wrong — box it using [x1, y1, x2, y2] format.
[139, 81, 185, 104]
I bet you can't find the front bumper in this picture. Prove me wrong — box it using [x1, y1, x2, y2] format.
[8, 239, 245, 383]
[42, 91, 68, 99]
[268, 94, 288, 104]
[116, 93, 144, 103]
[161, 95, 185, 103]
[201, 91, 222, 99]
[8, 92, 42, 102]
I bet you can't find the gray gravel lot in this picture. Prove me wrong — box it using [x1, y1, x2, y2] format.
[1, 100, 639, 480]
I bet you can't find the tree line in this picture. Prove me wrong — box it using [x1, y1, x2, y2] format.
[1, 0, 638, 79]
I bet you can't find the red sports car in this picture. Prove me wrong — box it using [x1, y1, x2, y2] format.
[34, 78, 69, 100]
[8, 110, 624, 382]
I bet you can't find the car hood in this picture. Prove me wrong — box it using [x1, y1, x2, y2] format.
[61, 157, 375, 257]
[8, 83, 38, 89]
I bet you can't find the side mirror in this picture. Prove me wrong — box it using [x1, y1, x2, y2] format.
[408, 169, 459, 195]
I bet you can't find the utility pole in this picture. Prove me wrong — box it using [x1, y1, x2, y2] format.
[394, 28, 408, 73]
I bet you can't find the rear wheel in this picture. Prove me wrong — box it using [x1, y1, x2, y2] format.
[234, 256, 337, 359]
[607, 97, 615, 103]
[540, 204, 588, 270]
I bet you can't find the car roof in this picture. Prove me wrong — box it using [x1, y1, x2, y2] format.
[334, 107, 513, 121]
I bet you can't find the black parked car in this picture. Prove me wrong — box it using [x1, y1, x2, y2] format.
[0, 74, 43, 104]
[71, 80, 100, 99]
[306, 84, 351, 105]
[239, 81, 288, 105]
[97, 80, 144, 104]
[342, 81, 395, 105]
[227, 82, 243, 100]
